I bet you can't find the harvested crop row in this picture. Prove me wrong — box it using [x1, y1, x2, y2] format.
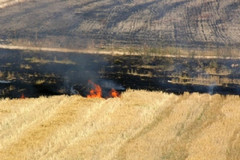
[0, 90, 239, 160]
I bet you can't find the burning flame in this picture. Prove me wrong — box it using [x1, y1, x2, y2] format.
[86, 80, 120, 98]
[110, 88, 119, 98]
[87, 80, 102, 98]
[21, 93, 25, 99]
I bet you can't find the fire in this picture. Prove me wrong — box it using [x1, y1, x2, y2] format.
[87, 80, 102, 98]
[21, 93, 25, 99]
[86, 80, 120, 98]
[110, 88, 119, 98]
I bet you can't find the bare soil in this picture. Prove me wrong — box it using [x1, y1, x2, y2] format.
[0, 0, 239, 49]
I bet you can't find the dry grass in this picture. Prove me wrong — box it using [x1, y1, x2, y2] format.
[0, 0, 26, 9]
[0, 90, 240, 160]
[24, 57, 76, 65]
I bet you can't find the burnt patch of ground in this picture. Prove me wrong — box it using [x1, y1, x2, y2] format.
[0, 49, 240, 98]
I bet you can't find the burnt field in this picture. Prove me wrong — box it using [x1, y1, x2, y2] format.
[0, 48, 240, 98]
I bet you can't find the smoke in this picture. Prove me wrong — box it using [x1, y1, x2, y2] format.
[62, 53, 107, 95]
[0, 80, 11, 84]
[208, 83, 216, 95]
[70, 86, 79, 95]
[98, 80, 125, 90]
[60, 53, 126, 97]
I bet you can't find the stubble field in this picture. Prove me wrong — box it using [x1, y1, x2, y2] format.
[1, 0, 240, 49]
[0, 90, 239, 160]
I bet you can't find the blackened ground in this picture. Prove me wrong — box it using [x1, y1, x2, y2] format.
[0, 48, 240, 98]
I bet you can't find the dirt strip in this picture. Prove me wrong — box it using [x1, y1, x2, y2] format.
[0, 44, 239, 60]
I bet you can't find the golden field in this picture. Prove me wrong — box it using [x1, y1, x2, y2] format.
[0, 90, 240, 160]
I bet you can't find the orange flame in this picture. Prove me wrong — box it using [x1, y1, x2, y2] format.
[110, 88, 119, 98]
[21, 93, 25, 99]
[87, 80, 102, 98]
